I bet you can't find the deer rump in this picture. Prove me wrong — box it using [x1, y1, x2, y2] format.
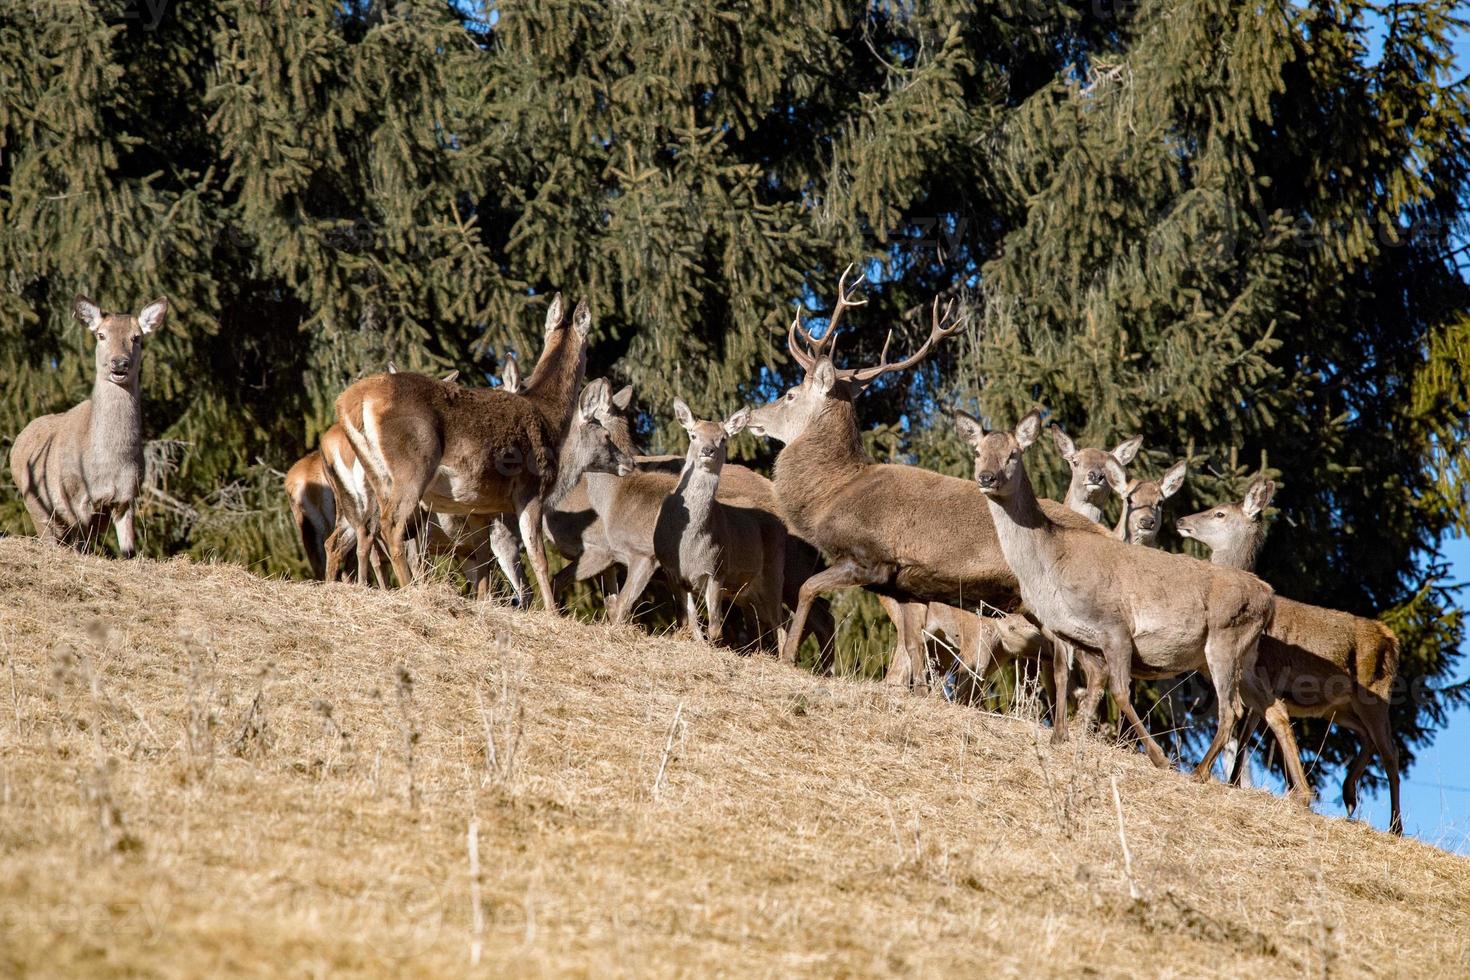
[343, 372, 558, 514]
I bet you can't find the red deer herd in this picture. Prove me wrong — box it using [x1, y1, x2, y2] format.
[7, 278, 1404, 834]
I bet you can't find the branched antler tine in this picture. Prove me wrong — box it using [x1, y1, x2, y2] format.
[787, 309, 818, 371]
[845, 292, 965, 383]
[818, 263, 868, 357]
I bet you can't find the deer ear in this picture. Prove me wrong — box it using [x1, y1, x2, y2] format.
[501, 353, 521, 392]
[611, 384, 634, 411]
[1050, 424, 1077, 462]
[1243, 478, 1276, 519]
[1112, 434, 1143, 466]
[1014, 411, 1043, 450]
[387, 361, 399, 374]
[724, 407, 750, 437]
[571, 299, 591, 339]
[543, 293, 564, 335]
[811, 358, 837, 396]
[579, 377, 611, 420]
[1103, 456, 1130, 496]
[951, 410, 985, 447]
[440, 370, 460, 384]
[1159, 459, 1188, 498]
[137, 297, 167, 334]
[672, 398, 696, 432]
[74, 296, 103, 333]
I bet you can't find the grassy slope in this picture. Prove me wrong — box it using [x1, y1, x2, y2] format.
[0, 537, 1466, 978]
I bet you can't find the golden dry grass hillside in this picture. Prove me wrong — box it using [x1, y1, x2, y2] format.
[1, 537, 1467, 978]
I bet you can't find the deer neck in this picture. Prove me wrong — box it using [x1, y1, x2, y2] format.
[89, 370, 144, 466]
[1209, 530, 1264, 572]
[772, 398, 869, 523]
[546, 436, 591, 510]
[522, 332, 585, 438]
[982, 464, 1060, 589]
[1064, 484, 1105, 525]
[673, 455, 722, 533]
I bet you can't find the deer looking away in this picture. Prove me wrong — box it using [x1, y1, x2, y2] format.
[1177, 477, 1403, 833]
[653, 401, 788, 651]
[953, 410, 1304, 791]
[10, 296, 168, 558]
[744, 268, 1102, 685]
[336, 296, 630, 608]
[1051, 425, 1143, 524]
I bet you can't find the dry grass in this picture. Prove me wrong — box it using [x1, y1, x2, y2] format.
[0, 537, 1467, 978]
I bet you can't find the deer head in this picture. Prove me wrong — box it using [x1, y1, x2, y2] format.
[746, 266, 961, 444]
[75, 295, 167, 388]
[952, 409, 1045, 499]
[1113, 459, 1188, 546]
[1051, 424, 1142, 519]
[673, 398, 749, 474]
[563, 378, 637, 482]
[1176, 477, 1276, 555]
[501, 352, 522, 393]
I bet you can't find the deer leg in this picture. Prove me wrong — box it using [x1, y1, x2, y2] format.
[782, 559, 891, 666]
[112, 502, 136, 559]
[1102, 637, 1171, 769]
[1194, 634, 1253, 783]
[703, 577, 724, 645]
[1351, 699, 1401, 834]
[1046, 629, 1072, 745]
[1073, 647, 1109, 737]
[1226, 711, 1263, 786]
[489, 514, 529, 608]
[611, 556, 657, 625]
[324, 524, 346, 581]
[514, 497, 557, 614]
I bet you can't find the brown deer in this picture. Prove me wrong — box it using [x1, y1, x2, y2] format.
[953, 410, 1301, 790]
[881, 597, 1047, 704]
[336, 296, 619, 608]
[285, 449, 337, 579]
[743, 269, 1101, 687]
[1177, 478, 1402, 833]
[652, 401, 788, 650]
[1051, 425, 1143, 524]
[1113, 459, 1188, 546]
[10, 296, 168, 558]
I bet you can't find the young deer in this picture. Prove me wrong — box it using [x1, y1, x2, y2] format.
[1113, 459, 1188, 546]
[1051, 425, 1143, 524]
[11, 296, 169, 558]
[337, 296, 617, 608]
[954, 410, 1299, 789]
[653, 401, 788, 651]
[1177, 478, 1403, 833]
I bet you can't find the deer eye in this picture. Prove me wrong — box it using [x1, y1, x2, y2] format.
[1214, 511, 1225, 518]
[97, 333, 107, 341]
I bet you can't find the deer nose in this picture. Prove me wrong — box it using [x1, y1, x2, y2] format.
[1139, 517, 1156, 530]
[1087, 469, 1104, 485]
[109, 357, 131, 374]
[976, 470, 998, 489]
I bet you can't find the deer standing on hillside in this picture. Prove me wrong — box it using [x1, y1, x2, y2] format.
[653, 401, 788, 650]
[954, 410, 1300, 788]
[1177, 478, 1402, 832]
[336, 296, 621, 609]
[10, 296, 168, 558]
[743, 269, 1101, 689]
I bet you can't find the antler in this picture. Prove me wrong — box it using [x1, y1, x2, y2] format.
[787, 263, 867, 371]
[841, 293, 963, 385]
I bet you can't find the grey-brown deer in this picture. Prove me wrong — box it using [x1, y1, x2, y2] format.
[1051, 425, 1143, 524]
[1113, 459, 1188, 546]
[285, 448, 338, 580]
[336, 296, 628, 609]
[653, 401, 788, 650]
[1177, 478, 1402, 833]
[954, 410, 1300, 789]
[10, 296, 168, 558]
